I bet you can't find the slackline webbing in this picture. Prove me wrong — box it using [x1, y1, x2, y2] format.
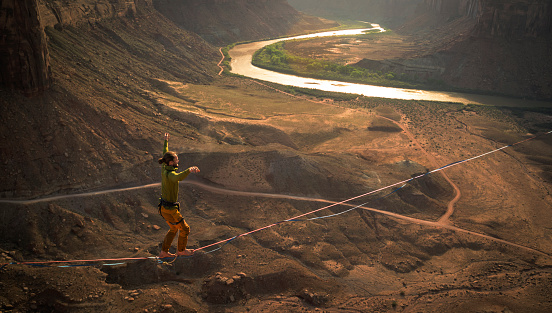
[1, 130, 550, 269]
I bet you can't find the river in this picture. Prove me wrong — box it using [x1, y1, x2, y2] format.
[229, 25, 551, 107]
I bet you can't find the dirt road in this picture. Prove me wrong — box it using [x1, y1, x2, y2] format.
[1, 179, 548, 258]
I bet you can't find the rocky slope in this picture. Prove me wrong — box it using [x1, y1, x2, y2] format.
[36, 0, 144, 28]
[0, 0, 335, 95]
[153, 0, 337, 45]
[0, 0, 337, 197]
[1, 1, 551, 312]
[0, 0, 220, 198]
[2, 76, 551, 312]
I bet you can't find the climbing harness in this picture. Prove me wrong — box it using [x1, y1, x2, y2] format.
[158, 197, 183, 225]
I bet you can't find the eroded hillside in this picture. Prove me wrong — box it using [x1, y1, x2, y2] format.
[154, 0, 338, 45]
[1, 0, 552, 312]
[1, 0, 220, 198]
[2, 76, 552, 312]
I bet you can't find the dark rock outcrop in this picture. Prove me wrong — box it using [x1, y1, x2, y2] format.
[0, 0, 51, 96]
[422, 0, 552, 38]
[475, 0, 552, 38]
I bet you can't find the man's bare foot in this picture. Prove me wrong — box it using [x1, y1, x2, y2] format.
[176, 249, 194, 256]
[159, 251, 176, 258]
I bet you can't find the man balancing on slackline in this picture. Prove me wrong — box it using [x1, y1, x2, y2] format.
[157, 132, 200, 258]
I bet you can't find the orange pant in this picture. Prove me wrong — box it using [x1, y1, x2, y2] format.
[160, 206, 190, 252]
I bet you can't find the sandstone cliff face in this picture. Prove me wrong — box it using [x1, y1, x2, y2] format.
[422, 0, 552, 38]
[474, 0, 552, 38]
[37, 0, 148, 28]
[153, 0, 337, 45]
[418, 0, 552, 98]
[0, 0, 51, 96]
[0, 0, 154, 96]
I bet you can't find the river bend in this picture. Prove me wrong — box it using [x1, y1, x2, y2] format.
[229, 26, 551, 107]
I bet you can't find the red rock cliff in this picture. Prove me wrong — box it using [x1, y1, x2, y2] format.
[37, 0, 148, 28]
[393, 0, 552, 99]
[422, 0, 552, 38]
[0, 0, 51, 96]
[0, 0, 154, 96]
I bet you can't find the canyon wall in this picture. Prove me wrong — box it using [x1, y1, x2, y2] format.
[0, 0, 155, 95]
[364, 0, 552, 99]
[36, 0, 150, 28]
[474, 0, 552, 38]
[417, 0, 552, 98]
[288, 0, 424, 27]
[421, 0, 481, 19]
[0, 0, 51, 96]
[422, 0, 552, 38]
[153, 0, 337, 45]
[1, 0, 335, 95]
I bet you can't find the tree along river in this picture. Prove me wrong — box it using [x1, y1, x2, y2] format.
[229, 25, 551, 107]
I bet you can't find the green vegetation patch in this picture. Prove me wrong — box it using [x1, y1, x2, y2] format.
[252, 39, 425, 90]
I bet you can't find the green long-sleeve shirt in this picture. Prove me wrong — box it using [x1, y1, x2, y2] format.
[161, 140, 190, 207]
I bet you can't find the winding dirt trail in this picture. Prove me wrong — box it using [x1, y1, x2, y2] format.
[193, 181, 544, 257]
[0, 51, 544, 266]
[217, 48, 225, 75]
[0, 180, 548, 258]
[233, 75, 462, 225]
[218, 47, 461, 224]
[377, 115, 462, 225]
